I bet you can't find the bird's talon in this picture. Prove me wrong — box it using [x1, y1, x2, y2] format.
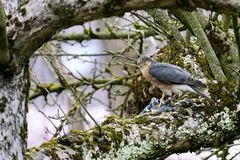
[164, 97, 173, 105]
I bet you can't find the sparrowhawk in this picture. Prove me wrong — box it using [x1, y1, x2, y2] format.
[137, 56, 212, 105]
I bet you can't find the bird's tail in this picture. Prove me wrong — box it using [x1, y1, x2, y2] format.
[191, 86, 214, 104]
[186, 77, 207, 88]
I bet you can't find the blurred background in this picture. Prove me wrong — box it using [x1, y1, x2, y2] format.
[28, 13, 160, 147]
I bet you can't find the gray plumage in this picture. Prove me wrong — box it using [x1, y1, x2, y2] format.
[149, 62, 206, 88]
[137, 56, 213, 103]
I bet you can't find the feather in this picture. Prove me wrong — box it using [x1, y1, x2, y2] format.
[149, 62, 205, 88]
[191, 86, 214, 104]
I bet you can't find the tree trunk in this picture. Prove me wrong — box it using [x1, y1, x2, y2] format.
[0, 71, 27, 159]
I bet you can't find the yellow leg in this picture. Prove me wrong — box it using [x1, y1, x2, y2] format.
[158, 92, 165, 107]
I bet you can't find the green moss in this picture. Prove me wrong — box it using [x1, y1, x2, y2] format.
[132, 115, 150, 125]
[40, 139, 58, 148]
[69, 129, 96, 150]
[196, 49, 213, 79]
[83, 29, 98, 39]
[19, 124, 27, 144]
[33, 83, 63, 98]
[171, 53, 185, 68]
[153, 45, 172, 62]
[60, 130, 88, 149]
[208, 80, 237, 112]
[43, 147, 58, 160]
[133, 22, 145, 30]
[150, 116, 172, 127]
[56, 132, 85, 158]
[57, 136, 73, 147]
[95, 135, 112, 153]
[69, 130, 82, 135]
[175, 119, 184, 127]
[26, 147, 40, 160]
[101, 115, 121, 125]
[104, 126, 123, 149]
[37, 140, 59, 159]
[94, 129, 111, 152]
[80, 124, 124, 157]
[71, 153, 84, 160]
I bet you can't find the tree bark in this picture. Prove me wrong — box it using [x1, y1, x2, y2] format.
[0, 72, 27, 159]
[26, 107, 240, 159]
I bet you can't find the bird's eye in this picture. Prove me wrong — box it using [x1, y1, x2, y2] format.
[137, 57, 150, 65]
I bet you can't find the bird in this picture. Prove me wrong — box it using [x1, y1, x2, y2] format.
[139, 97, 160, 115]
[137, 56, 213, 106]
[139, 97, 175, 115]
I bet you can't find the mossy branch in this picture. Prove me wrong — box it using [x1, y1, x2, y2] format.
[0, 1, 9, 66]
[171, 9, 227, 82]
[52, 29, 156, 41]
[195, 10, 209, 28]
[222, 15, 231, 32]
[206, 25, 240, 86]
[147, 9, 185, 54]
[30, 77, 133, 100]
[232, 16, 240, 59]
[194, 12, 239, 86]
[26, 107, 240, 159]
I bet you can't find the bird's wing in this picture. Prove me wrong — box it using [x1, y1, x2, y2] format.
[149, 62, 205, 87]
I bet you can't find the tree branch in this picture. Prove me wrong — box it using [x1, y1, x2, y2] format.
[51, 29, 156, 41]
[26, 107, 240, 159]
[0, 0, 9, 66]
[232, 16, 240, 59]
[147, 9, 185, 56]
[30, 77, 133, 100]
[193, 11, 240, 86]
[8, 0, 240, 71]
[171, 9, 227, 81]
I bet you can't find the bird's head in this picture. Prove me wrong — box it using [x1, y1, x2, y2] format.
[137, 56, 152, 68]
